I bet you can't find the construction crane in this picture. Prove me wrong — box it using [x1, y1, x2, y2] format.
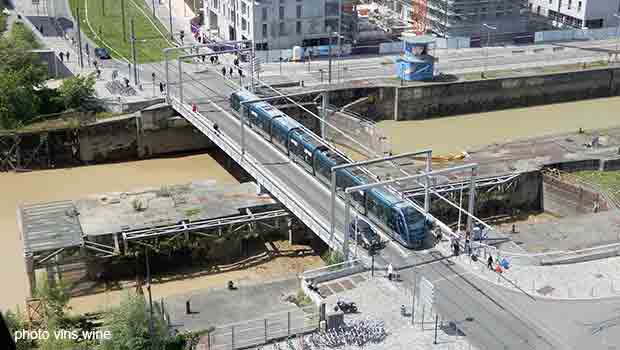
[411, 0, 428, 35]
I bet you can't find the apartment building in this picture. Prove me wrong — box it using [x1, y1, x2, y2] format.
[204, 0, 356, 50]
[527, 0, 620, 28]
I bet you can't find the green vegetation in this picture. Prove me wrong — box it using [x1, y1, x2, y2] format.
[321, 249, 344, 265]
[69, 0, 175, 63]
[0, 22, 54, 129]
[573, 170, 620, 200]
[55, 74, 100, 111]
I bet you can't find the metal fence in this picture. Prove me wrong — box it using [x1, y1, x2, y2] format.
[206, 306, 320, 350]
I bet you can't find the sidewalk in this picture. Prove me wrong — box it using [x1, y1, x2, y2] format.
[436, 239, 620, 300]
[146, 0, 198, 46]
[12, 0, 157, 102]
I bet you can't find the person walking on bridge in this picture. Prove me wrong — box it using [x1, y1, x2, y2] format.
[66, 51, 70, 62]
[387, 263, 394, 281]
[487, 255, 493, 270]
[221, 66, 227, 77]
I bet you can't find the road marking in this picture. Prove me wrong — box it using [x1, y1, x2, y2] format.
[431, 270, 475, 284]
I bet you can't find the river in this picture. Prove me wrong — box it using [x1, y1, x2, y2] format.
[378, 96, 620, 155]
[0, 154, 238, 313]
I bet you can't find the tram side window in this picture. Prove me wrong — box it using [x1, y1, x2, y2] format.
[386, 208, 398, 231]
[315, 156, 331, 181]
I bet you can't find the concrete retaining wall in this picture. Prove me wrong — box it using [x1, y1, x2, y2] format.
[602, 157, 620, 171]
[542, 174, 609, 217]
[394, 68, 620, 120]
[325, 111, 389, 157]
[327, 67, 620, 121]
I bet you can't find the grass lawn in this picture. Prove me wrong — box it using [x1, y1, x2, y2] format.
[573, 170, 620, 198]
[69, 0, 175, 63]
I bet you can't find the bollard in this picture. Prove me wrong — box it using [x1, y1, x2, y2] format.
[421, 305, 425, 331]
[185, 300, 191, 314]
[231, 325, 235, 350]
[264, 319, 268, 343]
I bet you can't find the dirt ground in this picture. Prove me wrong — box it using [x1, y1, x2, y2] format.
[68, 240, 325, 314]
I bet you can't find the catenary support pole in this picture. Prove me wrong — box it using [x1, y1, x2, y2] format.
[343, 192, 350, 260]
[131, 18, 138, 85]
[121, 0, 127, 42]
[76, 7, 84, 68]
[466, 168, 477, 233]
[329, 169, 337, 242]
[168, 0, 173, 40]
[178, 59, 184, 103]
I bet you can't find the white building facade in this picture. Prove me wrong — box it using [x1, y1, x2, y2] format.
[204, 0, 356, 50]
[528, 0, 620, 28]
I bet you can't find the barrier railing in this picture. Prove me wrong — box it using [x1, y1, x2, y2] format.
[206, 306, 319, 350]
[170, 97, 344, 254]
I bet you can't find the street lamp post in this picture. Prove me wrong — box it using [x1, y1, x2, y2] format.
[482, 23, 496, 79]
[614, 14, 620, 62]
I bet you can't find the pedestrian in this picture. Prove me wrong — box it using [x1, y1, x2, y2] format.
[66, 51, 70, 61]
[96, 69, 101, 79]
[93, 60, 98, 69]
[238, 68, 243, 77]
[39, 25, 44, 35]
[234, 57, 239, 67]
[454, 241, 460, 256]
[124, 77, 130, 88]
[210, 56, 215, 65]
[201, 55, 206, 63]
[85, 42, 89, 54]
[487, 255, 493, 270]
[387, 263, 393, 281]
[221, 66, 226, 77]
[213, 123, 219, 133]
[59, 52, 64, 62]
[159, 82, 164, 94]
[215, 55, 219, 64]
[229, 67, 233, 77]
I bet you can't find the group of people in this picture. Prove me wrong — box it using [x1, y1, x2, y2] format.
[58, 51, 71, 62]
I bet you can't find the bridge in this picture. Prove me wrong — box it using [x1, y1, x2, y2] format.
[143, 43, 570, 350]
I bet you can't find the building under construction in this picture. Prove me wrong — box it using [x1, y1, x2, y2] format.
[383, 0, 529, 37]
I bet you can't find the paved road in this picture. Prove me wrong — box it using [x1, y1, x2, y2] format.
[259, 39, 620, 85]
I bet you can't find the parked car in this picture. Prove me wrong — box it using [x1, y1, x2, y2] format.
[94, 47, 111, 59]
[348, 218, 380, 250]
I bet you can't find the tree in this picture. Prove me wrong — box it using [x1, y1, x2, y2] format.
[97, 292, 170, 350]
[4, 309, 36, 350]
[55, 74, 100, 111]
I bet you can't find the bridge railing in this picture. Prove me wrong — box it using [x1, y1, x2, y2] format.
[170, 97, 345, 254]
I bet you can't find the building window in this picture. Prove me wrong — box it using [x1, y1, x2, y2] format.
[568, 0, 572, 10]
[262, 23, 268, 37]
[242, 18, 247, 31]
[279, 22, 286, 35]
[549, 0, 552, 4]
[296, 5, 302, 18]
[279, 6, 285, 19]
[241, 2, 247, 15]
[578, 1, 582, 11]
[262, 8, 267, 21]
[296, 21, 301, 34]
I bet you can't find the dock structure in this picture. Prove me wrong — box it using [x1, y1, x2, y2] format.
[19, 181, 289, 297]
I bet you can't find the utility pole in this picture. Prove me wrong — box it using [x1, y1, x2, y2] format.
[121, 0, 127, 42]
[101, 0, 105, 16]
[76, 7, 84, 68]
[168, 0, 174, 41]
[152, 0, 156, 18]
[328, 33, 333, 84]
[131, 18, 138, 85]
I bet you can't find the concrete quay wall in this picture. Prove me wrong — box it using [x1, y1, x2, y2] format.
[328, 67, 620, 121]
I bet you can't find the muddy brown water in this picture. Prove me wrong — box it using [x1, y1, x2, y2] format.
[0, 154, 238, 313]
[379, 96, 620, 155]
